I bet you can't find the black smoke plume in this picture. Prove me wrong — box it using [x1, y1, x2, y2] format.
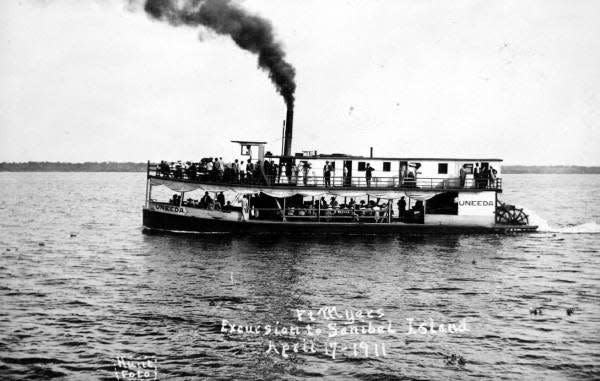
[142, 0, 296, 107]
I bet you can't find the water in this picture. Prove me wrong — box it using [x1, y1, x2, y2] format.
[0, 173, 599, 380]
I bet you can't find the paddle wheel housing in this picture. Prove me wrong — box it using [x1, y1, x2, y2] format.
[495, 201, 529, 226]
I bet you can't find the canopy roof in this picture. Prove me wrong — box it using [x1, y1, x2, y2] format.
[150, 178, 441, 200]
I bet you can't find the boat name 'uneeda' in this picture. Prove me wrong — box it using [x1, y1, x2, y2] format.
[457, 200, 494, 206]
[153, 204, 184, 213]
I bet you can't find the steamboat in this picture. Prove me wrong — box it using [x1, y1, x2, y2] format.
[142, 110, 537, 235]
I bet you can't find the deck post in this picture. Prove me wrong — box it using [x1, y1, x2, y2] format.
[145, 160, 150, 208]
[180, 192, 184, 207]
[283, 197, 286, 221]
[317, 199, 320, 222]
[145, 179, 149, 208]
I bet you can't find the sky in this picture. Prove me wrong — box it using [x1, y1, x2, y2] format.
[0, 0, 599, 165]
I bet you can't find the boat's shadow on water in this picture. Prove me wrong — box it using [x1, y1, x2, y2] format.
[141, 227, 510, 250]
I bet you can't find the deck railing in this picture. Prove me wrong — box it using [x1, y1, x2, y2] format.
[147, 163, 502, 191]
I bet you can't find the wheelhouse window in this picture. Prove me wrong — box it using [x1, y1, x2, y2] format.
[438, 163, 448, 174]
[357, 162, 366, 171]
[383, 162, 391, 172]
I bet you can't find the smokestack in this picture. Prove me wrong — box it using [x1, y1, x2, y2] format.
[283, 105, 294, 156]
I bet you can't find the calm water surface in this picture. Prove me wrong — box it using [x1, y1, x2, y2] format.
[0, 173, 599, 380]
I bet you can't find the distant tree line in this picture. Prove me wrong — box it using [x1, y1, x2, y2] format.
[0, 162, 147, 172]
[502, 165, 600, 174]
[0, 162, 599, 174]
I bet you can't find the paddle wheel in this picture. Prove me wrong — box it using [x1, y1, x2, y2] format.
[495, 201, 529, 226]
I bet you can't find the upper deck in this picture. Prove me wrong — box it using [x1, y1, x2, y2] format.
[147, 153, 502, 192]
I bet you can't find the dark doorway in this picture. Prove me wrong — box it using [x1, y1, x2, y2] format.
[399, 160, 408, 185]
[343, 160, 352, 187]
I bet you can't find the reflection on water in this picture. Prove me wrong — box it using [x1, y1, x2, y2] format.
[0, 173, 599, 380]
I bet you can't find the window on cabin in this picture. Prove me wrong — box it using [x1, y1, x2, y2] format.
[383, 162, 391, 172]
[438, 163, 448, 174]
[358, 162, 366, 171]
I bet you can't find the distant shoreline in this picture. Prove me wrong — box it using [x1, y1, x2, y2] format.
[0, 162, 599, 174]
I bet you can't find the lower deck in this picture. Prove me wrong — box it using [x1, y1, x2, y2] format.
[142, 208, 538, 235]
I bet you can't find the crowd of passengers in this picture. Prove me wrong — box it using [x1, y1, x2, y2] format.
[169, 191, 236, 212]
[158, 158, 297, 184]
[157, 159, 499, 189]
[282, 196, 424, 223]
[460, 163, 498, 189]
[167, 192, 423, 223]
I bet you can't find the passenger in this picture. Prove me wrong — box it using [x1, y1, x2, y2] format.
[270, 160, 277, 183]
[365, 163, 374, 187]
[208, 198, 216, 210]
[223, 201, 232, 212]
[459, 164, 466, 188]
[302, 162, 310, 186]
[285, 161, 292, 184]
[190, 162, 198, 180]
[323, 161, 331, 187]
[174, 161, 183, 179]
[293, 163, 300, 185]
[241, 195, 249, 220]
[275, 163, 282, 184]
[217, 192, 225, 208]
[397, 196, 407, 220]
[320, 197, 328, 209]
[160, 161, 170, 177]
[255, 160, 263, 183]
[373, 203, 381, 222]
[246, 160, 254, 181]
[200, 192, 213, 208]
[348, 198, 356, 208]
[233, 159, 240, 182]
[240, 161, 245, 182]
[490, 166, 497, 188]
[217, 157, 225, 180]
[413, 200, 424, 222]
[474, 163, 481, 188]
[307, 202, 314, 216]
[406, 170, 415, 187]
[330, 197, 339, 208]
[400, 163, 407, 185]
[210, 157, 218, 180]
[358, 200, 366, 215]
[264, 160, 272, 184]
[343, 163, 350, 186]
[483, 166, 491, 188]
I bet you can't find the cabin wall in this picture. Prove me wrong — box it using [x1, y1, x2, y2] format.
[289, 157, 501, 187]
[424, 190, 496, 226]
